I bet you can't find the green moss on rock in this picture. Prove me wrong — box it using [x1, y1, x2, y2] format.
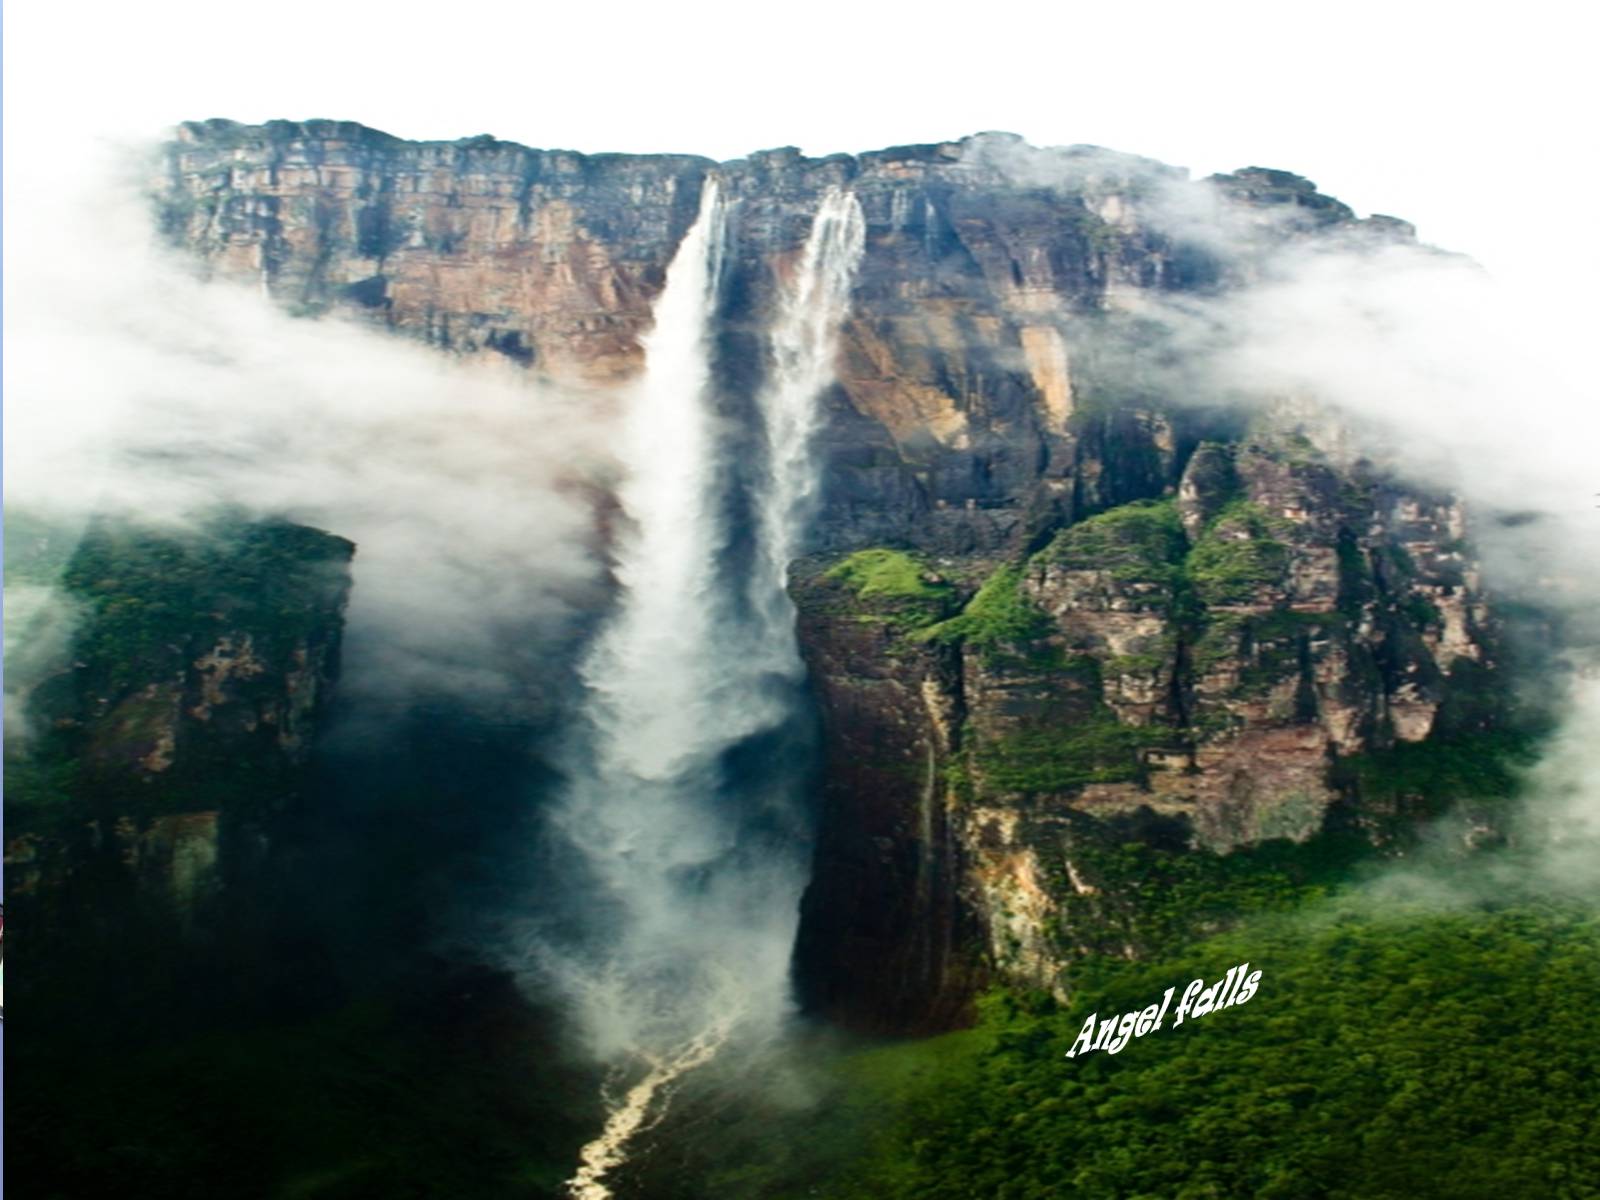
[1038, 498, 1186, 585]
[824, 548, 945, 600]
[972, 718, 1165, 794]
[1186, 501, 1290, 605]
[919, 563, 1052, 654]
[820, 548, 954, 631]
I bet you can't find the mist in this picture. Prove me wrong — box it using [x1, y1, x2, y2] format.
[1131, 169, 1600, 882]
[3, 139, 613, 718]
[955, 133, 1600, 892]
[8, 123, 1598, 1200]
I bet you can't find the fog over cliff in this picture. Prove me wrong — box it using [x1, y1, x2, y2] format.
[4, 141, 614, 718]
[1127, 169, 1600, 878]
[6, 122, 1599, 1199]
[1163, 212, 1600, 848]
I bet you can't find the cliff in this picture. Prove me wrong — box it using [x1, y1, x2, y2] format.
[5, 516, 354, 956]
[154, 120, 1517, 1031]
[789, 421, 1510, 1028]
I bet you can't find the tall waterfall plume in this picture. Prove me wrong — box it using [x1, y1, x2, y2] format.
[552, 184, 867, 1198]
[748, 188, 868, 670]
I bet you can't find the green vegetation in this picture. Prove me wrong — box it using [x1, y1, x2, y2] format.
[1335, 533, 1377, 617]
[1028, 494, 1292, 631]
[1190, 608, 1340, 688]
[1401, 593, 1444, 628]
[1334, 730, 1541, 815]
[1247, 607, 1340, 640]
[847, 489, 1509, 803]
[1385, 542, 1417, 574]
[914, 496, 1296, 792]
[1185, 500, 1290, 606]
[919, 563, 1052, 655]
[823, 548, 953, 630]
[1103, 645, 1172, 675]
[986, 642, 1096, 675]
[60, 516, 352, 694]
[3, 756, 85, 837]
[1039, 724, 1551, 958]
[1068, 209, 1123, 256]
[941, 749, 977, 805]
[972, 719, 1165, 793]
[814, 900, 1600, 1200]
[825, 549, 945, 600]
[6, 516, 354, 833]
[651, 898, 1600, 1200]
[1190, 614, 1260, 681]
[1039, 498, 1186, 586]
[1049, 824, 1373, 958]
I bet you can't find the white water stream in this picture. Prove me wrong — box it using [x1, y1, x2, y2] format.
[748, 189, 869, 666]
[556, 184, 865, 1198]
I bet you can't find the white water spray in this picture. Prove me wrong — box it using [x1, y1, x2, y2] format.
[749, 188, 868, 657]
[554, 185, 866, 1198]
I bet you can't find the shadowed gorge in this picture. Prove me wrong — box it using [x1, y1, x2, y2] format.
[5, 118, 1596, 1199]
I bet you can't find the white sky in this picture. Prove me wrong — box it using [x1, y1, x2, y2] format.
[3, 0, 1596, 312]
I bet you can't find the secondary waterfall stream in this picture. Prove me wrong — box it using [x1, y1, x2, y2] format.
[557, 182, 866, 1198]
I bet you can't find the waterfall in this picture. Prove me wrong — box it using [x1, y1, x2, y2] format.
[577, 180, 730, 796]
[554, 182, 866, 1199]
[749, 188, 868, 667]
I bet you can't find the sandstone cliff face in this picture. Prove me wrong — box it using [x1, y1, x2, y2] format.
[162, 119, 710, 382]
[5, 517, 354, 941]
[156, 121, 1507, 1032]
[161, 122, 1386, 555]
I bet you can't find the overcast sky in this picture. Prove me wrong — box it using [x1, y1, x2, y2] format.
[4, 0, 1595, 340]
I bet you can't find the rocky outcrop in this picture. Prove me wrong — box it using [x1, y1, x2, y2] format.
[5, 516, 354, 941]
[791, 409, 1503, 1027]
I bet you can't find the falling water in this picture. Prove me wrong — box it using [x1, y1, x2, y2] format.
[555, 182, 866, 1199]
[748, 188, 868, 667]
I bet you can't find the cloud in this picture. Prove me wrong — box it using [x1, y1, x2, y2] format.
[3, 137, 613, 715]
[1187, 232, 1600, 638]
[1132, 181, 1600, 880]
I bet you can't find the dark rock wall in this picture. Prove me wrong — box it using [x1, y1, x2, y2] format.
[5, 517, 354, 955]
